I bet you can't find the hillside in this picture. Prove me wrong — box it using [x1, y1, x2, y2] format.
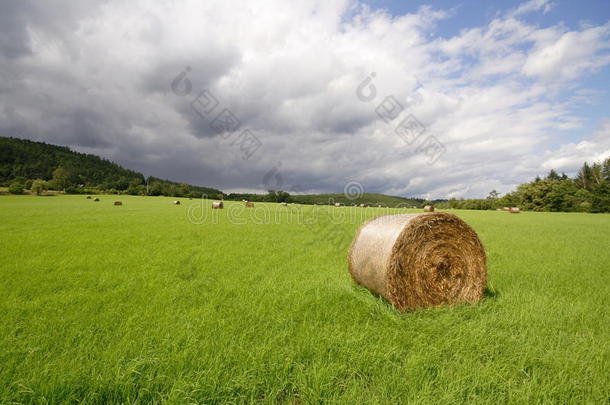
[0, 136, 143, 186]
[0, 137, 434, 204]
[0, 136, 223, 197]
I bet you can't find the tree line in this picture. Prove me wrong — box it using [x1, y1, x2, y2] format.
[225, 191, 426, 207]
[436, 158, 610, 213]
[3, 136, 609, 212]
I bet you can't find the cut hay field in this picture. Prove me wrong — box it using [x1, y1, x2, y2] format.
[1, 195, 609, 404]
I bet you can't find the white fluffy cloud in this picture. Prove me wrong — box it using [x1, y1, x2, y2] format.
[0, 0, 609, 198]
[541, 121, 610, 172]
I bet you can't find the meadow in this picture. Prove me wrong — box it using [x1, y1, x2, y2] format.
[0, 194, 608, 404]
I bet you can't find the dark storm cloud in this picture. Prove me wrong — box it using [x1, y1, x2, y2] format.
[0, 0, 607, 198]
[143, 52, 241, 96]
[0, 1, 33, 59]
[0, 0, 106, 59]
[56, 109, 115, 148]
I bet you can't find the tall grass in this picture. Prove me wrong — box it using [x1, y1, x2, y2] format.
[0, 195, 608, 403]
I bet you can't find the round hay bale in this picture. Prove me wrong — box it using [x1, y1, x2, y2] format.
[93, 197, 100, 202]
[173, 200, 181, 205]
[423, 205, 434, 212]
[86, 195, 92, 199]
[114, 201, 122, 206]
[348, 213, 487, 311]
[280, 202, 288, 206]
[212, 201, 223, 209]
[245, 201, 254, 207]
[502, 207, 510, 211]
[509, 207, 520, 213]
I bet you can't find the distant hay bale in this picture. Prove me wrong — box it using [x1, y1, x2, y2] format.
[502, 207, 511, 211]
[496, 208, 503, 211]
[86, 195, 92, 199]
[93, 197, 100, 202]
[348, 213, 487, 311]
[212, 201, 224, 209]
[114, 201, 122, 206]
[423, 205, 434, 212]
[173, 200, 181, 205]
[280, 202, 288, 206]
[509, 207, 520, 213]
[245, 201, 254, 207]
[335, 202, 341, 207]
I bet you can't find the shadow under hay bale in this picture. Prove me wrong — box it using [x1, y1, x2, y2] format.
[212, 201, 223, 209]
[86, 196, 92, 199]
[348, 213, 487, 311]
[423, 205, 434, 212]
[93, 198, 100, 202]
[114, 201, 122, 206]
[483, 285, 499, 299]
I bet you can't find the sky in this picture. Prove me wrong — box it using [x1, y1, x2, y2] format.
[0, 0, 609, 198]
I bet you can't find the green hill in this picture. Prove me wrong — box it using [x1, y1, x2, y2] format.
[0, 136, 223, 197]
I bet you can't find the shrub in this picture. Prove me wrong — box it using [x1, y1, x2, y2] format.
[64, 186, 81, 194]
[8, 181, 24, 194]
[126, 185, 146, 195]
[578, 201, 592, 212]
[31, 179, 48, 196]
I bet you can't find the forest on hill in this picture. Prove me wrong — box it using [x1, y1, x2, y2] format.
[0, 136, 224, 198]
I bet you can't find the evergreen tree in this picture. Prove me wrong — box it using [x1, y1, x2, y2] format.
[546, 169, 561, 180]
[575, 162, 593, 191]
[591, 182, 610, 213]
[601, 157, 610, 183]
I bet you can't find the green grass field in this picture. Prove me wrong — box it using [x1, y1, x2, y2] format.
[1, 195, 609, 404]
